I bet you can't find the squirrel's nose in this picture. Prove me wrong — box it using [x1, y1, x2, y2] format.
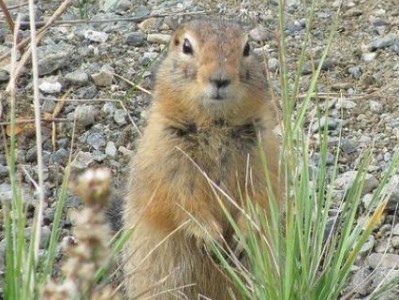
[209, 74, 231, 89]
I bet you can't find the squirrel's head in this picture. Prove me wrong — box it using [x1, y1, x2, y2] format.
[155, 19, 270, 123]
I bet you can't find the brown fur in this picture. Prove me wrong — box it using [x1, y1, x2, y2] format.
[123, 19, 282, 299]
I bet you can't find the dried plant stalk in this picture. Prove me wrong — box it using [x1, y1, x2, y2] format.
[43, 168, 120, 300]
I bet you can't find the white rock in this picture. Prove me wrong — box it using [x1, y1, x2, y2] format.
[39, 80, 62, 94]
[105, 141, 117, 157]
[362, 52, 377, 62]
[84, 30, 109, 43]
[369, 100, 383, 113]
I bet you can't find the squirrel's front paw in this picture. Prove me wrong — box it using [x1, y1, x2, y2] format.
[186, 219, 223, 254]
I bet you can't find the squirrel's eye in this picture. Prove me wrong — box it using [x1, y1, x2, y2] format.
[243, 42, 250, 57]
[182, 38, 193, 55]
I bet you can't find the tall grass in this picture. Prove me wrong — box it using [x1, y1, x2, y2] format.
[211, 0, 399, 299]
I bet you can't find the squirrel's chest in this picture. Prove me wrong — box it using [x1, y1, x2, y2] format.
[166, 123, 260, 177]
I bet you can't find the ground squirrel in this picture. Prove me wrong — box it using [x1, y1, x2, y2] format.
[123, 18, 282, 299]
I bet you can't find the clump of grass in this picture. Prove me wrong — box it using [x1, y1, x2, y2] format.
[210, 0, 399, 299]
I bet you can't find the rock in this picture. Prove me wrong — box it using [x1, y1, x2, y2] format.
[393, 39, 399, 55]
[249, 26, 268, 41]
[71, 151, 93, 169]
[105, 141, 117, 157]
[384, 152, 391, 162]
[334, 171, 378, 193]
[26, 147, 37, 163]
[84, 30, 109, 43]
[347, 66, 362, 79]
[147, 33, 171, 44]
[311, 151, 335, 166]
[114, 109, 127, 125]
[382, 175, 399, 211]
[393, 224, 399, 235]
[371, 18, 388, 27]
[362, 52, 377, 62]
[370, 268, 399, 295]
[344, 8, 363, 17]
[93, 150, 106, 162]
[331, 82, 352, 91]
[51, 148, 69, 165]
[0, 70, 9, 82]
[125, 32, 145, 46]
[91, 69, 114, 87]
[37, 44, 74, 76]
[65, 70, 89, 86]
[341, 139, 357, 154]
[359, 235, 375, 255]
[39, 79, 62, 94]
[369, 100, 383, 113]
[42, 98, 56, 112]
[285, 20, 305, 34]
[138, 18, 160, 32]
[350, 267, 371, 296]
[0, 183, 12, 202]
[391, 236, 399, 249]
[101, 0, 131, 12]
[102, 102, 116, 116]
[366, 253, 399, 269]
[268, 58, 279, 71]
[311, 116, 339, 132]
[72, 105, 96, 127]
[368, 33, 397, 51]
[75, 85, 98, 99]
[0, 164, 8, 178]
[336, 99, 357, 109]
[142, 52, 159, 64]
[86, 132, 106, 150]
[302, 59, 335, 75]
[362, 193, 374, 209]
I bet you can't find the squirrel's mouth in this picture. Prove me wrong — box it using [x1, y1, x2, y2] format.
[207, 86, 228, 101]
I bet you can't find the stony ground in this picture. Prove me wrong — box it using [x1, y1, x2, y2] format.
[0, 0, 399, 299]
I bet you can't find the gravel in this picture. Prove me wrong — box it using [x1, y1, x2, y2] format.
[1, 0, 399, 298]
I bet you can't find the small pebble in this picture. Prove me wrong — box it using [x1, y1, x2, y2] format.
[84, 30, 109, 43]
[125, 32, 145, 46]
[369, 100, 383, 113]
[114, 109, 128, 125]
[72, 105, 96, 127]
[93, 150, 106, 162]
[91, 70, 114, 87]
[138, 17, 160, 32]
[311, 116, 339, 133]
[362, 52, 377, 62]
[65, 70, 89, 86]
[39, 80, 62, 94]
[147, 33, 171, 44]
[368, 33, 397, 51]
[105, 141, 117, 157]
[71, 151, 93, 169]
[86, 132, 106, 150]
[347, 66, 362, 79]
